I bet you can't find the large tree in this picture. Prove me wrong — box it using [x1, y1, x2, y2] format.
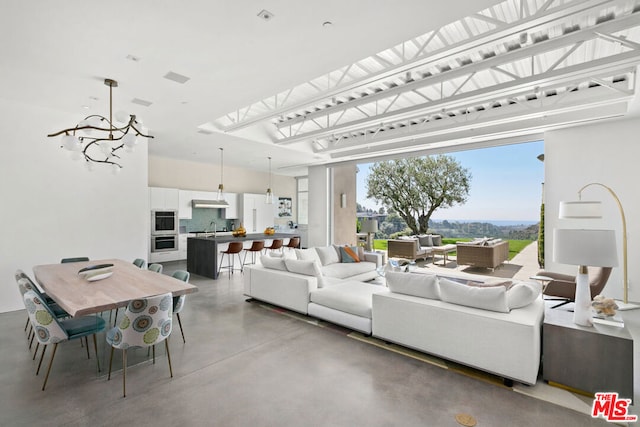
[366, 155, 471, 235]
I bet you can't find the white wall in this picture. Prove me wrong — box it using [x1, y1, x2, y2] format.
[544, 117, 640, 303]
[0, 99, 149, 313]
[308, 165, 330, 247]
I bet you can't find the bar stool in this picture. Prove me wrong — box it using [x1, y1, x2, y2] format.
[218, 241, 244, 276]
[263, 239, 283, 254]
[243, 240, 264, 266]
[285, 237, 300, 252]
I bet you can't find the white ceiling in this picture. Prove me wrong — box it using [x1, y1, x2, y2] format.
[3, 0, 640, 176]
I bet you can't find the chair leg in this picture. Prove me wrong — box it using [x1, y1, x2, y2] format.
[176, 313, 186, 343]
[92, 334, 101, 372]
[152, 345, 156, 364]
[165, 338, 173, 378]
[84, 336, 90, 359]
[33, 342, 39, 360]
[108, 346, 114, 380]
[29, 329, 35, 349]
[36, 344, 47, 375]
[24, 317, 29, 332]
[42, 342, 58, 391]
[122, 349, 127, 398]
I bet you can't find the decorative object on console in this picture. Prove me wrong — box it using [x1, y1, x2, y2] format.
[232, 223, 247, 237]
[265, 156, 274, 204]
[559, 183, 638, 310]
[591, 295, 618, 317]
[78, 263, 114, 281]
[361, 219, 378, 252]
[48, 78, 153, 172]
[553, 228, 618, 326]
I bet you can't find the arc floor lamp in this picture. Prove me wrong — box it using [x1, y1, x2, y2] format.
[559, 182, 638, 310]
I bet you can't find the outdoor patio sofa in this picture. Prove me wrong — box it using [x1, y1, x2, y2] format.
[456, 239, 509, 269]
[387, 234, 452, 261]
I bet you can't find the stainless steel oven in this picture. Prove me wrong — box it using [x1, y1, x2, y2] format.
[151, 234, 178, 252]
[152, 210, 178, 235]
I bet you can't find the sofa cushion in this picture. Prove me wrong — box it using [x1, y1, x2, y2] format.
[386, 271, 439, 300]
[339, 246, 360, 263]
[431, 235, 442, 246]
[284, 259, 325, 288]
[310, 281, 385, 318]
[295, 248, 321, 264]
[438, 278, 509, 313]
[417, 235, 433, 247]
[260, 255, 287, 271]
[507, 282, 541, 309]
[322, 261, 375, 279]
[315, 246, 340, 266]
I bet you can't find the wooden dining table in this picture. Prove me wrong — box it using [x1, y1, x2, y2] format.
[33, 259, 198, 317]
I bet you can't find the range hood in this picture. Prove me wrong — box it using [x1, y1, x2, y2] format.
[192, 199, 229, 208]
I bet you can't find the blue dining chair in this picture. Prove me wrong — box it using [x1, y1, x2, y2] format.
[132, 258, 146, 268]
[148, 263, 163, 274]
[23, 290, 106, 390]
[171, 270, 190, 344]
[107, 292, 173, 397]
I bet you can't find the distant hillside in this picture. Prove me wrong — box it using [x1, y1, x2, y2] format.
[428, 220, 539, 240]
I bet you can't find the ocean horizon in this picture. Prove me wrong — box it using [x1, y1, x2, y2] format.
[430, 219, 539, 227]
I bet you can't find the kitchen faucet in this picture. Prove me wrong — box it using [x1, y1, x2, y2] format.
[207, 221, 217, 236]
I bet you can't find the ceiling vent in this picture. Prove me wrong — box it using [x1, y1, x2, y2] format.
[131, 98, 152, 107]
[164, 71, 191, 84]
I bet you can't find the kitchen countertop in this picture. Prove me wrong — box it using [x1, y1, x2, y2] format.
[188, 232, 299, 243]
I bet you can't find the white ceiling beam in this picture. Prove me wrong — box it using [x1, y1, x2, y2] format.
[273, 54, 638, 144]
[220, 0, 622, 132]
[275, 13, 640, 130]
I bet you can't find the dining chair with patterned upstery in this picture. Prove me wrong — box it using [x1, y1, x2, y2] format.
[171, 270, 190, 344]
[132, 259, 146, 269]
[148, 263, 163, 274]
[23, 290, 106, 390]
[107, 292, 173, 397]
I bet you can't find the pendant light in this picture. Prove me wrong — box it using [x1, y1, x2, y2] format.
[217, 147, 225, 200]
[265, 156, 274, 204]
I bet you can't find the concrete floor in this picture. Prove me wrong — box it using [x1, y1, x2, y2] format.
[1, 259, 629, 426]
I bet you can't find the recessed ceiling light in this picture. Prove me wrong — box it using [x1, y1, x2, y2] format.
[126, 54, 141, 62]
[197, 129, 214, 135]
[164, 71, 190, 84]
[322, 21, 333, 28]
[131, 98, 152, 107]
[257, 9, 274, 21]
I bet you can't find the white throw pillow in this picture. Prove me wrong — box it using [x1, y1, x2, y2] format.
[438, 278, 509, 313]
[260, 255, 287, 271]
[507, 282, 541, 309]
[284, 259, 325, 287]
[315, 246, 340, 266]
[295, 248, 321, 264]
[386, 271, 439, 300]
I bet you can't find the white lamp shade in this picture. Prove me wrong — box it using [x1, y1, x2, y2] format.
[559, 201, 602, 218]
[553, 228, 618, 267]
[361, 219, 378, 233]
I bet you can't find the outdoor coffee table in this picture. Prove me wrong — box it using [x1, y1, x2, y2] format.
[432, 244, 457, 266]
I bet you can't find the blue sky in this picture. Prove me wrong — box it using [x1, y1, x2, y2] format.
[356, 140, 545, 222]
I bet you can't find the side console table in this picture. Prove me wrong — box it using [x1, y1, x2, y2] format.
[543, 308, 634, 400]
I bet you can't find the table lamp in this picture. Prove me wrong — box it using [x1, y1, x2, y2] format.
[553, 228, 618, 326]
[361, 219, 378, 252]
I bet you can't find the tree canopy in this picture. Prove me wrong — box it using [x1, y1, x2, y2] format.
[366, 155, 471, 234]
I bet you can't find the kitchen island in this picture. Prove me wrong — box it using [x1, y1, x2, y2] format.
[187, 233, 299, 279]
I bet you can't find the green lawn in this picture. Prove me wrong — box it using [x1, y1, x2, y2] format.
[372, 238, 533, 261]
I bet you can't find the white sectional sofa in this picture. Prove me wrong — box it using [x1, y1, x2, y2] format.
[244, 246, 543, 385]
[373, 271, 544, 385]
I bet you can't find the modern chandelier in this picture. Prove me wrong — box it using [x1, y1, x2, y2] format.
[47, 78, 153, 171]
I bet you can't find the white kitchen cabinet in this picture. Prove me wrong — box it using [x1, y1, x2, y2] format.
[178, 190, 193, 219]
[149, 250, 181, 263]
[240, 193, 276, 233]
[224, 192, 239, 219]
[149, 187, 179, 210]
